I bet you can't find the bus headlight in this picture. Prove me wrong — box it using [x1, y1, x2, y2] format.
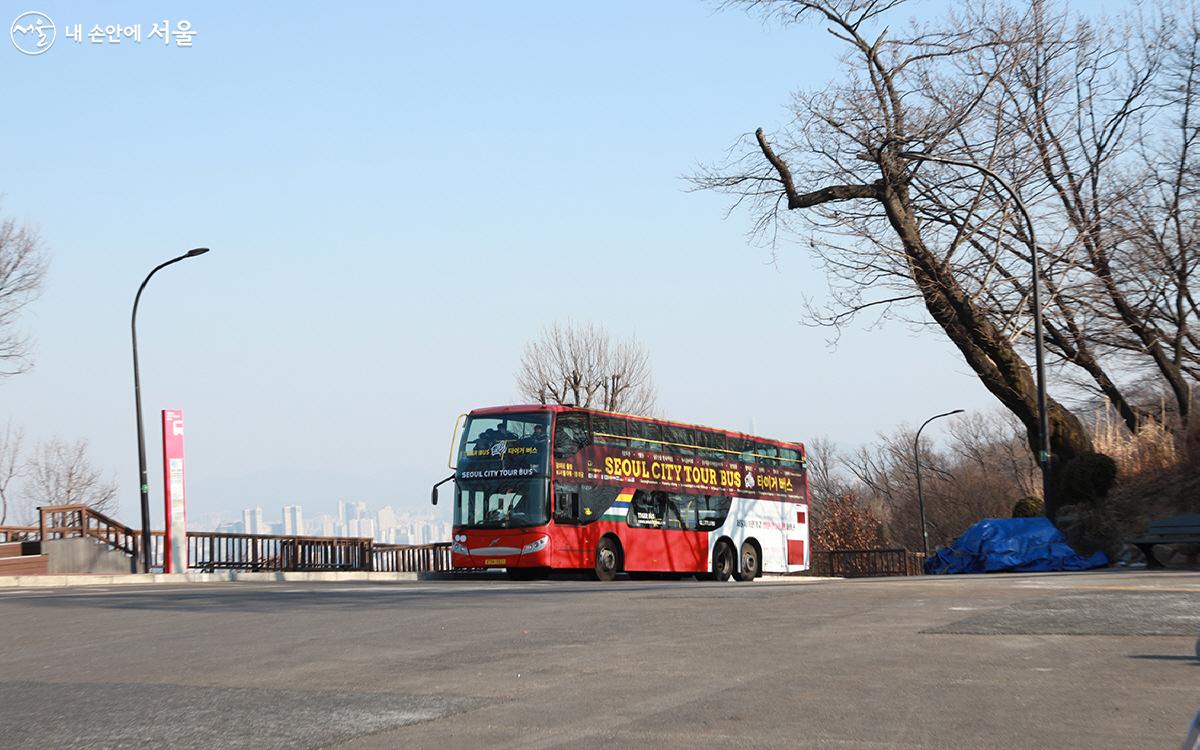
[521, 537, 548, 554]
[451, 541, 469, 555]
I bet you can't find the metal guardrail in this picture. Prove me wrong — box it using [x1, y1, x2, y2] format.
[810, 548, 926, 577]
[187, 531, 374, 572]
[373, 543, 452, 573]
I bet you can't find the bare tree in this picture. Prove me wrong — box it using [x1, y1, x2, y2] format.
[0, 422, 22, 524]
[691, 0, 1200, 515]
[0, 212, 48, 376]
[959, 0, 1197, 432]
[24, 438, 118, 518]
[517, 320, 657, 415]
[843, 411, 1037, 549]
[805, 435, 848, 505]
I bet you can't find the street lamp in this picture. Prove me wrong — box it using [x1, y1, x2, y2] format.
[897, 151, 1053, 507]
[914, 408, 964, 556]
[131, 247, 209, 572]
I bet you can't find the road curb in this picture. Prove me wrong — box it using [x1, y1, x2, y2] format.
[0, 571, 420, 588]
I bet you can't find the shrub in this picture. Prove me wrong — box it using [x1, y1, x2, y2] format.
[810, 493, 883, 551]
[1056, 452, 1118, 507]
[1012, 496, 1044, 518]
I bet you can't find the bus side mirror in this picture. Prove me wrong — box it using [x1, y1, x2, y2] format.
[431, 474, 455, 507]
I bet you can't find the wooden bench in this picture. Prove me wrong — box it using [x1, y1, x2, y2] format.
[1132, 515, 1200, 568]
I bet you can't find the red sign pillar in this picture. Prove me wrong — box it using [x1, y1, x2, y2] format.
[161, 410, 187, 573]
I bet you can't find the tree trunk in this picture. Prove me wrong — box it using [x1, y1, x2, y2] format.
[876, 170, 1092, 515]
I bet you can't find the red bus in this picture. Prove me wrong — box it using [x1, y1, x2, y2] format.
[432, 405, 810, 581]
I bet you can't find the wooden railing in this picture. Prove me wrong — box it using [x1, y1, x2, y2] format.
[810, 548, 926, 578]
[33, 505, 451, 574]
[0, 526, 39, 543]
[373, 543, 452, 572]
[39, 505, 140, 558]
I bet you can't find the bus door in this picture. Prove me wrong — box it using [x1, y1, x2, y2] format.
[786, 501, 807, 568]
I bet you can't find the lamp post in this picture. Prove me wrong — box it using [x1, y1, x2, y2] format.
[914, 408, 964, 556]
[132, 247, 209, 572]
[898, 151, 1053, 508]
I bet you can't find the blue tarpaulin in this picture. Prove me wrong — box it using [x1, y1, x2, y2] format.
[924, 517, 1108, 574]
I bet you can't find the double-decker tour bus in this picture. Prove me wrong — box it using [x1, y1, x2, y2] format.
[431, 405, 809, 581]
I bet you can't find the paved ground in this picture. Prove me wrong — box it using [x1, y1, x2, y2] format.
[0, 570, 1196, 749]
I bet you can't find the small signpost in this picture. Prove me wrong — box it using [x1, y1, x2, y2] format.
[161, 410, 187, 573]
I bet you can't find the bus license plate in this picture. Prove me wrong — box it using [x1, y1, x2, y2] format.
[485, 558, 505, 566]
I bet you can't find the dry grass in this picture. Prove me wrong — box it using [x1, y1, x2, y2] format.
[1090, 403, 1178, 478]
[1083, 402, 1200, 555]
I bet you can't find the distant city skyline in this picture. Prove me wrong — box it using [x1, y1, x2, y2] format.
[214, 499, 449, 544]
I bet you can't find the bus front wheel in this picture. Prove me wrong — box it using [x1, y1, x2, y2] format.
[711, 541, 734, 582]
[593, 537, 621, 582]
[734, 541, 761, 581]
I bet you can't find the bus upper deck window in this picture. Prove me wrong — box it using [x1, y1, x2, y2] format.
[554, 413, 590, 457]
[592, 416, 629, 447]
[755, 444, 780, 466]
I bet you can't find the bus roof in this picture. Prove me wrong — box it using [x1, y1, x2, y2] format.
[465, 404, 805, 453]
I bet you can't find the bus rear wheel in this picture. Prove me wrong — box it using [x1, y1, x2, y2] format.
[593, 537, 621, 582]
[711, 541, 734, 582]
[734, 541, 761, 581]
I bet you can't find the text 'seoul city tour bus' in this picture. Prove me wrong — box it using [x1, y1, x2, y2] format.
[433, 405, 810, 581]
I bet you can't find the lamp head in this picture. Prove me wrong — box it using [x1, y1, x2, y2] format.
[186, 247, 210, 257]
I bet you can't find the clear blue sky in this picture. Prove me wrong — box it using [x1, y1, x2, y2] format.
[2, 0, 1000, 527]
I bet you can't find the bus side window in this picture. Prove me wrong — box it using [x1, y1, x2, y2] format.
[579, 484, 620, 523]
[698, 430, 727, 462]
[628, 419, 662, 449]
[667, 494, 699, 530]
[730, 438, 756, 464]
[698, 495, 731, 529]
[554, 413, 590, 458]
[779, 447, 801, 464]
[554, 483, 580, 523]
[592, 416, 629, 447]
[664, 426, 697, 455]
[629, 490, 665, 528]
[756, 443, 780, 467]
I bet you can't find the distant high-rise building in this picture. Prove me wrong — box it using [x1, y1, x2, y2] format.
[242, 507, 265, 535]
[377, 505, 397, 533]
[283, 505, 303, 536]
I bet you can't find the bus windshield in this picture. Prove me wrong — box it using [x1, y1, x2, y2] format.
[454, 478, 549, 529]
[457, 412, 551, 479]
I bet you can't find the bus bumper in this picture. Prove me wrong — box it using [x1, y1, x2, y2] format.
[451, 533, 551, 569]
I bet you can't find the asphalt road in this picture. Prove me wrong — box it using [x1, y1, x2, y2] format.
[0, 570, 1196, 749]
